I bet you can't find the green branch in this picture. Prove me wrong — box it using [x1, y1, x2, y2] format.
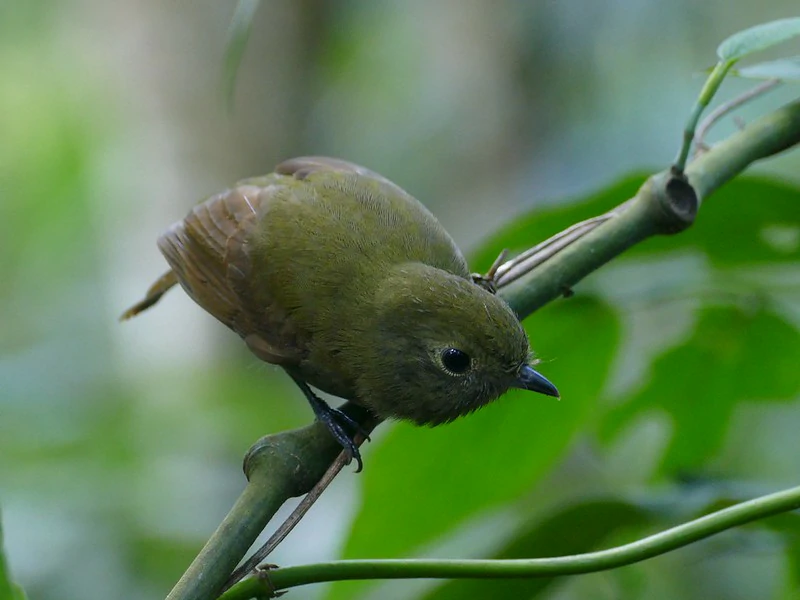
[166, 97, 800, 600]
[165, 407, 377, 600]
[220, 483, 800, 597]
[500, 97, 800, 319]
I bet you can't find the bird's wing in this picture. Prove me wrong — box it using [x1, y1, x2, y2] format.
[120, 186, 262, 324]
[123, 156, 426, 364]
[156, 184, 260, 328]
[158, 180, 307, 367]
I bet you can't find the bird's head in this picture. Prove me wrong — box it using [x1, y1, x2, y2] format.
[355, 263, 558, 425]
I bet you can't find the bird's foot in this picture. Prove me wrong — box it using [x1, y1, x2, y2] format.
[307, 395, 367, 472]
[326, 405, 372, 442]
[289, 374, 370, 471]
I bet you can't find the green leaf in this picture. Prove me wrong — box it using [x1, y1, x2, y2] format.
[0, 513, 27, 600]
[222, 0, 261, 109]
[759, 512, 800, 587]
[601, 305, 800, 474]
[717, 18, 800, 62]
[330, 297, 619, 600]
[686, 177, 800, 265]
[422, 499, 649, 600]
[736, 56, 800, 81]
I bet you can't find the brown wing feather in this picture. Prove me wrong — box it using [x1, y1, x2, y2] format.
[122, 175, 307, 367]
[157, 185, 263, 333]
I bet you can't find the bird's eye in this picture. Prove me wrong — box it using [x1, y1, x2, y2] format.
[440, 348, 471, 375]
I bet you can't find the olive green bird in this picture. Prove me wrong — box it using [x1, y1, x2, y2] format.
[122, 157, 558, 470]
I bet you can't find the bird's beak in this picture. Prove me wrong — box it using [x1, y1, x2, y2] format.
[514, 364, 560, 398]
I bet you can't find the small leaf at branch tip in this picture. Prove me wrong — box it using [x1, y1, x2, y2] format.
[717, 17, 800, 62]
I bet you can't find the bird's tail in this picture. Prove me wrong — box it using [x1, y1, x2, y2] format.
[119, 270, 178, 321]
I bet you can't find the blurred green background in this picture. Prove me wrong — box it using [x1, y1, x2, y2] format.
[1, 2, 799, 599]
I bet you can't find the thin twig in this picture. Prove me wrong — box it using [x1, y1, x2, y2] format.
[494, 199, 634, 289]
[694, 79, 781, 157]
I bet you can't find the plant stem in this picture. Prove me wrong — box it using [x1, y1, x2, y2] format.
[219, 483, 800, 597]
[501, 97, 800, 320]
[165, 470, 285, 600]
[165, 406, 377, 600]
[686, 98, 800, 202]
[673, 60, 735, 172]
[694, 78, 781, 154]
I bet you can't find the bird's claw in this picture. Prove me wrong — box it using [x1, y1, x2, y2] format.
[327, 406, 372, 442]
[317, 407, 364, 472]
[290, 375, 369, 472]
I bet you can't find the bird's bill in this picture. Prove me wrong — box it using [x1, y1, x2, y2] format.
[514, 364, 559, 398]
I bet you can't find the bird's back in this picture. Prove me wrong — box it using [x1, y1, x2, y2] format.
[156, 157, 469, 375]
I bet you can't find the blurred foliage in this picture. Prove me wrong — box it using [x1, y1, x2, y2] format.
[1, 2, 800, 600]
[0, 515, 26, 600]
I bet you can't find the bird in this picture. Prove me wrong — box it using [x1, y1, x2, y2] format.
[122, 157, 559, 470]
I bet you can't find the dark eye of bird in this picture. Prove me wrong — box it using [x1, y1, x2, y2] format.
[441, 348, 471, 375]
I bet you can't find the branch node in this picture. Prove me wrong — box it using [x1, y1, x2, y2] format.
[243, 403, 376, 493]
[255, 563, 286, 598]
[472, 249, 508, 294]
[652, 171, 698, 234]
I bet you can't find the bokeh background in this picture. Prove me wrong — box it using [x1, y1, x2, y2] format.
[2, 2, 799, 599]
